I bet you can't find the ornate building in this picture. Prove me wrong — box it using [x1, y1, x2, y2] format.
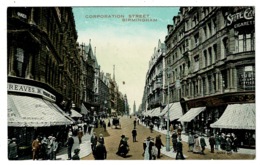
[165, 7, 255, 147]
[7, 7, 80, 146]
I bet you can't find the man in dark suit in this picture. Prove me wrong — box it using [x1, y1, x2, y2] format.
[66, 133, 74, 160]
[94, 140, 107, 160]
[155, 135, 164, 158]
[132, 128, 137, 142]
[200, 134, 207, 155]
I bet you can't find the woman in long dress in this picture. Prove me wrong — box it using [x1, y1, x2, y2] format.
[193, 134, 201, 154]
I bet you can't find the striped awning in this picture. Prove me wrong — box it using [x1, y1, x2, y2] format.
[210, 103, 255, 130]
[8, 95, 73, 127]
[70, 109, 83, 118]
[150, 107, 161, 117]
[161, 102, 183, 121]
[178, 107, 206, 122]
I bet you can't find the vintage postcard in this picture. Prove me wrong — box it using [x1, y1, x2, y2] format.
[4, 0, 257, 162]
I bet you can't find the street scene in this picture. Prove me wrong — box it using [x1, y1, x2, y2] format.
[6, 5, 255, 161]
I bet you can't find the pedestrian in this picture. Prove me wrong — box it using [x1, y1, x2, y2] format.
[151, 139, 157, 160]
[32, 136, 41, 160]
[149, 122, 154, 133]
[215, 133, 220, 151]
[98, 133, 105, 144]
[193, 134, 201, 154]
[144, 136, 153, 160]
[171, 131, 178, 152]
[209, 134, 216, 153]
[52, 137, 58, 160]
[66, 133, 74, 160]
[132, 128, 137, 142]
[103, 120, 107, 131]
[72, 148, 80, 160]
[233, 135, 238, 152]
[40, 136, 48, 160]
[108, 119, 111, 127]
[47, 136, 54, 160]
[91, 132, 98, 153]
[187, 132, 195, 152]
[116, 135, 129, 157]
[134, 119, 137, 129]
[94, 140, 107, 160]
[200, 134, 207, 155]
[176, 138, 185, 160]
[170, 124, 174, 133]
[8, 138, 18, 160]
[88, 124, 92, 134]
[77, 128, 83, 144]
[83, 122, 87, 134]
[155, 135, 164, 158]
[220, 133, 226, 150]
[225, 134, 232, 153]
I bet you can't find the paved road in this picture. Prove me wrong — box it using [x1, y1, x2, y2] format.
[81, 115, 255, 160]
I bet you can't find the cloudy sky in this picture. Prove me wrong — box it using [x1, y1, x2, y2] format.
[72, 7, 179, 113]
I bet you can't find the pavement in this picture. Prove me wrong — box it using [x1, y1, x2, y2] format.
[140, 122, 256, 158]
[56, 130, 93, 160]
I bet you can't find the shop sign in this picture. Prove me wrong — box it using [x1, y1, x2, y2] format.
[7, 83, 56, 102]
[226, 7, 254, 28]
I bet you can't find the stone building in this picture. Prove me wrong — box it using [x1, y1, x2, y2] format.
[7, 7, 80, 148]
[165, 7, 255, 147]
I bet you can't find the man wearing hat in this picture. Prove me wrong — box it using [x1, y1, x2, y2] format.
[176, 138, 185, 160]
[9, 138, 18, 160]
[32, 136, 41, 160]
[91, 132, 98, 153]
[94, 139, 107, 160]
[200, 134, 206, 155]
[193, 134, 200, 154]
[52, 137, 58, 160]
[66, 133, 74, 160]
[171, 131, 178, 152]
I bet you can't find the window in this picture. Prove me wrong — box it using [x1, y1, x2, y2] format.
[208, 47, 212, 65]
[194, 55, 200, 72]
[194, 33, 199, 47]
[237, 32, 255, 52]
[212, 18, 217, 34]
[204, 50, 207, 67]
[208, 23, 212, 37]
[15, 48, 25, 77]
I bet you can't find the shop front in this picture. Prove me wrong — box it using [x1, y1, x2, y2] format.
[7, 83, 74, 157]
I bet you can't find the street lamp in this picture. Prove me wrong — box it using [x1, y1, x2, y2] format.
[166, 68, 170, 152]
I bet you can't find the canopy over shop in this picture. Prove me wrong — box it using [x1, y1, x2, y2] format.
[210, 103, 255, 130]
[8, 95, 74, 127]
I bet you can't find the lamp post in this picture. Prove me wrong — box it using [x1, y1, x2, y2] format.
[166, 68, 170, 152]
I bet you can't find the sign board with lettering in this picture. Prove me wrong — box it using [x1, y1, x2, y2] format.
[7, 83, 56, 102]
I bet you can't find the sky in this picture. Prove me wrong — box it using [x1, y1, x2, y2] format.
[72, 7, 180, 113]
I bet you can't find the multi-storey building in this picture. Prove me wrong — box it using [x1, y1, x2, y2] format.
[7, 7, 80, 146]
[79, 40, 97, 116]
[165, 7, 255, 147]
[143, 39, 166, 113]
[97, 71, 110, 117]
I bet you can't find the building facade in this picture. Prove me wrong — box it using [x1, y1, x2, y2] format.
[144, 40, 166, 112]
[164, 7, 255, 146]
[7, 7, 80, 147]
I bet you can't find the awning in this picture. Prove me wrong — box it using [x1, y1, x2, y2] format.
[8, 95, 73, 127]
[150, 107, 161, 117]
[81, 103, 89, 115]
[161, 102, 183, 121]
[70, 109, 83, 118]
[210, 103, 255, 130]
[178, 107, 206, 122]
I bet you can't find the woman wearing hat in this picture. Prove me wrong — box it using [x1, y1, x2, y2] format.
[116, 135, 129, 158]
[72, 149, 80, 160]
[193, 134, 201, 154]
